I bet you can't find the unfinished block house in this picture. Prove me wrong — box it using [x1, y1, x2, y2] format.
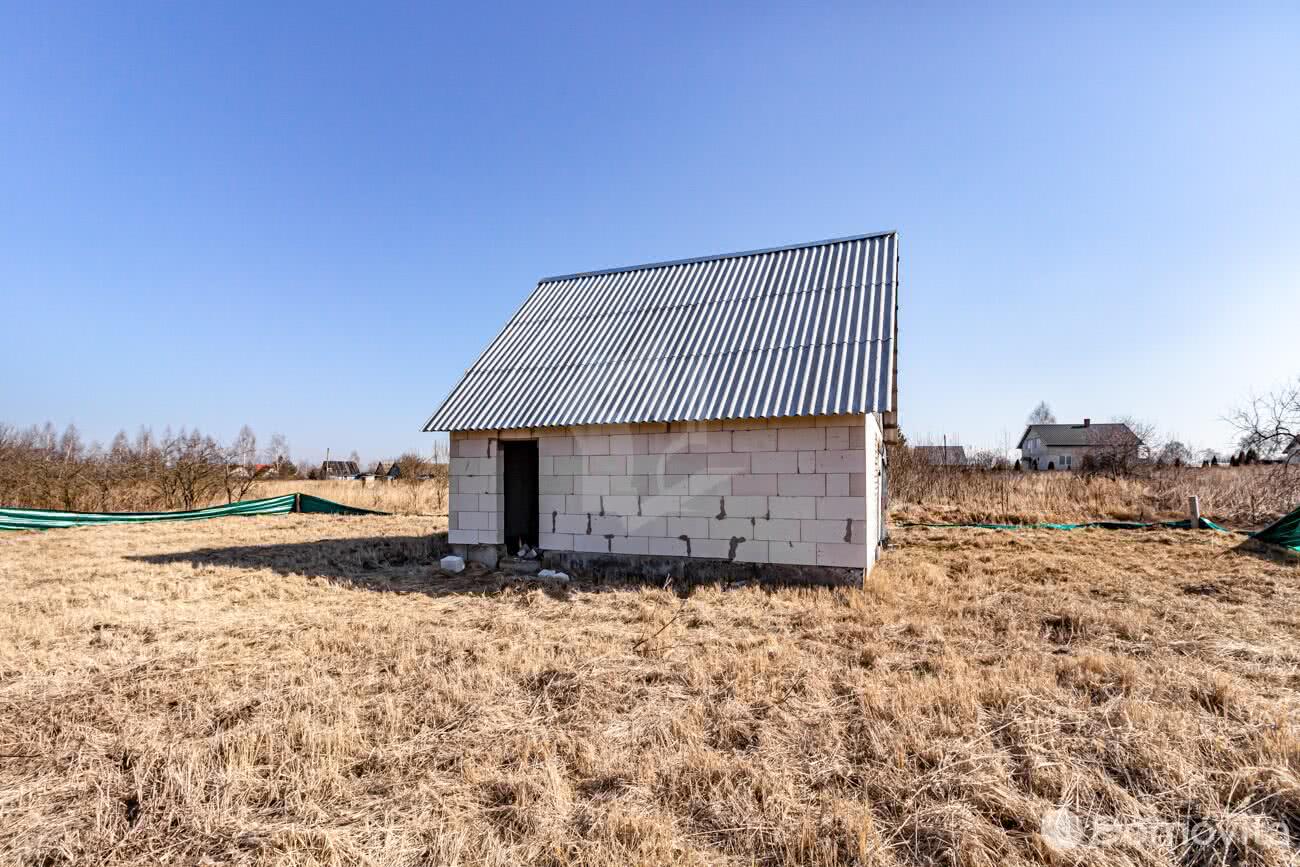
[424, 232, 899, 585]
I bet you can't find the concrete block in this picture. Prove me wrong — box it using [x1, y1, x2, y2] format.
[590, 454, 626, 475]
[680, 495, 723, 517]
[733, 540, 769, 564]
[602, 495, 640, 516]
[539, 436, 574, 457]
[477, 528, 503, 545]
[769, 496, 817, 519]
[666, 453, 708, 475]
[778, 473, 825, 496]
[610, 535, 649, 555]
[539, 475, 573, 495]
[450, 493, 478, 511]
[731, 473, 777, 496]
[817, 542, 865, 569]
[751, 451, 798, 474]
[732, 429, 778, 452]
[850, 472, 868, 497]
[459, 511, 488, 530]
[850, 426, 866, 449]
[778, 427, 825, 452]
[689, 474, 732, 495]
[448, 528, 477, 544]
[826, 474, 849, 496]
[769, 540, 817, 565]
[591, 515, 627, 535]
[565, 495, 604, 514]
[798, 451, 816, 474]
[556, 513, 588, 534]
[707, 452, 750, 475]
[629, 454, 667, 475]
[575, 475, 611, 495]
[690, 538, 732, 559]
[539, 532, 573, 550]
[540, 494, 567, 515]
[626, 515, 667, 537]
[688, 431, 732, 453]
[640, 495, 680, 517]
[552, 455, 586, 475]
[817, 497, 866, 520]
[667, 517, 708, 538]
[608, 434, 647, 455]
[753, 518, 801, 541]
[478, 494, 502, 512]
[538, 455, 554, 476]
[816, 450, 865, 474]
[647, 474, 689, 494]
[450, 457, 475, 476]
[572, 534, 609, 553]
[709, 517, 754, 539]
[573, 435, 610, 455]
[649, 536, 688, 556]
[802, 518, 855, 543]
[610, 475, 649, 495]
[647, 432, 690, 454]
[722, 495, 768, 518]
[826, 427, 851, 450]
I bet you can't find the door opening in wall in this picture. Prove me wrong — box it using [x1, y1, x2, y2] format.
[502, 440, 539, 555]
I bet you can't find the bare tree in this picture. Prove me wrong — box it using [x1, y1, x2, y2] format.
[1080, 416, 1152, 478]
[1027, 401, 1056, 426]
[223, 425, 266, 503]
[1230, 377, 1299, 460]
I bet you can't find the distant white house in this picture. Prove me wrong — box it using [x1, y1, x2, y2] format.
[1017, 419, 1140, 471]
[1285, 436, 1300, 464]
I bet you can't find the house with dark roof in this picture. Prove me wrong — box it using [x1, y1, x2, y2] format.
[1285, 435, 1300, 464]
[320, 460, 361, 480]
[914, 445, 967, 466]
[424, 233, 900, 583]
[1017, 420, 1140, 471]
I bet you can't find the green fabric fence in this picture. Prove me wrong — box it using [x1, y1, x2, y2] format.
[0, 493, 385, 531]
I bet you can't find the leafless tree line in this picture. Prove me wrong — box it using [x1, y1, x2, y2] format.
[0, 422, 293, 512]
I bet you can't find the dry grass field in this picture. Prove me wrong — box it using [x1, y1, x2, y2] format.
[257, 480, 449, 517]
[3, 512, 1299, 866]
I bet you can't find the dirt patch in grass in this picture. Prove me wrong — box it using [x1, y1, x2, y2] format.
[2, 516, 1299, 865]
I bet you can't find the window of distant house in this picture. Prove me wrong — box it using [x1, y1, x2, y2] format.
[1063, 455, 1072, 469]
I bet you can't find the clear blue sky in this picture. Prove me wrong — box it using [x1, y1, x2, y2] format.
[3, 2, 1297, 464]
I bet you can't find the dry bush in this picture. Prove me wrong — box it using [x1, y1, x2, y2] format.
[891, 446, 1294, 528]
[2, 515, 1299, 865]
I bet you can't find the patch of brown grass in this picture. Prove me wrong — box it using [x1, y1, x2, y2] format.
[891, 464, 1292, 529]
[2, 517, 1299, 865]
[257, 479, 448, 517]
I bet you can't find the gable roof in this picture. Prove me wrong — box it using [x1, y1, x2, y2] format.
[321, 460, 360, 476]
[1284, 435, 1300, 456]
[1017, 423, 1139, 450]
[424, 232, 898, 431]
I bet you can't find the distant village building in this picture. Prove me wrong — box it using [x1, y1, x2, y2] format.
[320, 460, 361, 480]
[914, 445, 966, 466]
[1017, 419, 1139, 470]
[386, 462, 402, 481]
[1285, 436, 1300, 464]
[424, 233, 900, 584]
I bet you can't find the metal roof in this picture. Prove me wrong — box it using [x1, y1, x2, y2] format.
[424, 232, 899, 432]
[1016, 423, 1139, 449]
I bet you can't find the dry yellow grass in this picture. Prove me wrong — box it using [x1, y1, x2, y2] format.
[256, 480, 448, 517]
[2, 515, 1299, 865]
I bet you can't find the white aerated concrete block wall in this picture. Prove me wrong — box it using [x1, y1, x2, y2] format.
[448, 414, 884, 571]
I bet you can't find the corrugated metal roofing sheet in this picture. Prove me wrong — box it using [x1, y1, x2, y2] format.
[424, 232, 899, 432]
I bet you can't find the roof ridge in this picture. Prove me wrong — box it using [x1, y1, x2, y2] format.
[537, 230, 898, 284]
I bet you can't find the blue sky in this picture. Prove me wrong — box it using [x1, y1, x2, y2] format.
[2, 2, 1297, 464]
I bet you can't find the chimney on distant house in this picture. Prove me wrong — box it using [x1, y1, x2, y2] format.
[1083, 418, 1091, 427]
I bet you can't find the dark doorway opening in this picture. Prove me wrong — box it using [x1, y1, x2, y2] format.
[502, 440, 539, 554]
